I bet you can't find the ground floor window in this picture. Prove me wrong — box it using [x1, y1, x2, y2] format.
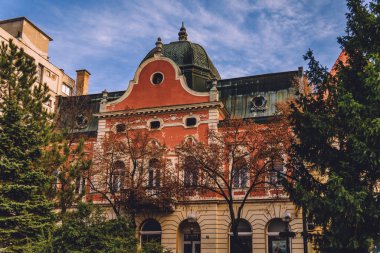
[229, 219, 252, 253]
[267, 219, 290, 253]
[140, 219, 162, 248]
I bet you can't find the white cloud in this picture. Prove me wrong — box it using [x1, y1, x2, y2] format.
[13, 0, 346, 93]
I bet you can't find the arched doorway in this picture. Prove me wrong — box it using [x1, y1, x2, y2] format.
[229, 219, 252, 253]
[178, 219, 201, 253]
[140, 219, 162, 246]
[267, 219, 290, 253]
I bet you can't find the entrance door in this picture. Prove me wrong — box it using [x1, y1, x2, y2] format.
[179, 219, 201, 253]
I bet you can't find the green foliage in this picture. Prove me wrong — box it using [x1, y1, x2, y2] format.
[286, 1, 380, 252]
[139, 242, 172, 253]
[43, 135, 91, 217]
[0, 40, 55, 251]
[53, 203, 137, 253]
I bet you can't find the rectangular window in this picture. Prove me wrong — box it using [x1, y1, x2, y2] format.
[62, 83, 72, 96]
[37, 64, 44, 83]
[268, 160, 284, 186]
[233, 168, 248, 188]
[75, 176, 86, 195]
[150, 120, 161, 129]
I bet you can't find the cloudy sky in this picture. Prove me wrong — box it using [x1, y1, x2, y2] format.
[1, 0, 348, 93]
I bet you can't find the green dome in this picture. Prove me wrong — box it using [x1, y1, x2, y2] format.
[141, 24, 220, 92]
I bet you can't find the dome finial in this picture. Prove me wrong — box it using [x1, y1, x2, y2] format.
[178, 21, 188, 41]
[154, 37, 163, 55]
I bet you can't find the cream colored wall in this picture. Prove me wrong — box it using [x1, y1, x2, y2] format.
[136, 200, 305, 253]
[0, 26, 75, 112]
[22, 20, 49, 57]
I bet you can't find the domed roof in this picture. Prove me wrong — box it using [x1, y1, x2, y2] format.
[141, 23, 220, 92]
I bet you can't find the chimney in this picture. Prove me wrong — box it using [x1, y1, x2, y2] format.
[75, 69, 90, 95]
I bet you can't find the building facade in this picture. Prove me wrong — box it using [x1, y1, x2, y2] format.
[0, 17, 90, 110]
[59, 25, 306, 253]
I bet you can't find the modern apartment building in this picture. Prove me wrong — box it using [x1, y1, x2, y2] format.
[0, 17, 90, 110]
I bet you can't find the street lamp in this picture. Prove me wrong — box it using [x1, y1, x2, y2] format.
[279, 212, 296, 238]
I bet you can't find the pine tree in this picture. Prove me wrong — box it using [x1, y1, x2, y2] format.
[286, 1, 380, 252]
[0, 40, 54, 252]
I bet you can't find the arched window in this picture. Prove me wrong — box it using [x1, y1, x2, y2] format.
[184, 156, 198, 187]
[140, 219, 162, 246]
[232, 159, 248, 188]
[110, 160, 125, 193]
[267, 219, 290, 253]
[229, 219, 252, 253]
[148, 158, 161, 188]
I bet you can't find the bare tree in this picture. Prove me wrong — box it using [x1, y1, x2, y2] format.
[43, 95, 93, 217]
[177, 115, 292, 251]
[89, 116, 183, 228]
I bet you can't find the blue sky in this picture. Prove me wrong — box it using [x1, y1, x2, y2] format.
[1, 0, 348, 94]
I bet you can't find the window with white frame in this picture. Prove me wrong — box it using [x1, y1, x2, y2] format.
[62, 83, 72, 95]
[109, 160, 125, 193]
[148, 158, 161, 188]
[232, 159, 248, 188]
[268, 158, 285, 186]
[75, 175, 86, 195]
[184, 156, 198, 187]
[140, 219, 162, 246]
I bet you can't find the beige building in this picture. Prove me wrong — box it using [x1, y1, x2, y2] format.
[0, 17, 90, 110]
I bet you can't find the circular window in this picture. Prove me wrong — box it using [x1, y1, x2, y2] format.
[151, 72, 164, 85]
[75, 114, 88, 129]
[250, 96, 267, 112]
[116, 123, 126, 133]
[253, 96, 265, 107]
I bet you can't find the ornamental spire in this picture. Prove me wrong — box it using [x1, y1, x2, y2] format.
[178, 21, 188, 41]
[154, 37, 163, 55]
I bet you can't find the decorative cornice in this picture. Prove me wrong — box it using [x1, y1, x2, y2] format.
[94, 101, 225, 118]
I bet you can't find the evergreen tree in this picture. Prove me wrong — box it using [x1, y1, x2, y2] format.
[0, 40, 54, 252]
[286, 1, 380, 252]
[53, 203, 137, 253]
